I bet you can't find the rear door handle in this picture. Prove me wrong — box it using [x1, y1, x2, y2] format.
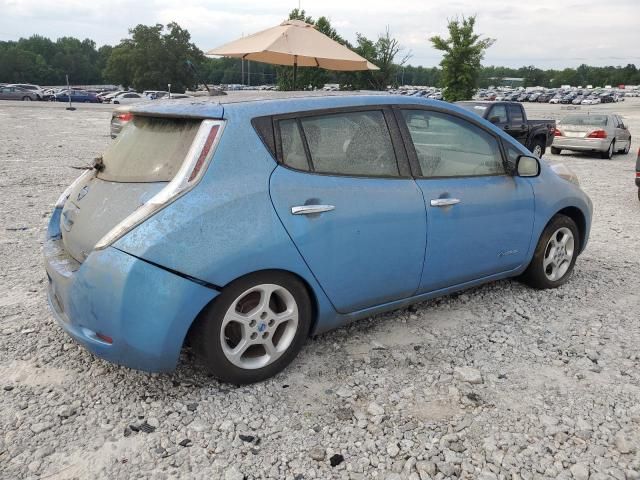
[430, 198, 460, 207]
[291, 205, 335, 215]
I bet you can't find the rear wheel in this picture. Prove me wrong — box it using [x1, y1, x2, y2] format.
[521, 215, 579, 289]
[190, 271, 312, 384]
[531, 138, 545, 158]
[550, 147, 562, 155]
[620, 139, 631, 154]
[600, 141, 614, 159]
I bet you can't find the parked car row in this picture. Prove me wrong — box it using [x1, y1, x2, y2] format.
[0, 83, 193, 104]
[475, 87, 628, 105]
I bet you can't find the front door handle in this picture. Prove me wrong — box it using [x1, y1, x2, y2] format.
[291, 205, 335, 215]
[430, 198, 460, 207]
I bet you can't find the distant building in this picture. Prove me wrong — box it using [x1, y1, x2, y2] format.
[490, 77, 525, 87]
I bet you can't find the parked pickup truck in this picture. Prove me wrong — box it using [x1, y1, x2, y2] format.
[456, 101, 556, 157]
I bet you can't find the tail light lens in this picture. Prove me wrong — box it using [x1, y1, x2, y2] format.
[94, 120, 225, 250]
[587, 130, 607, 139]
[117, 112, 133, 122]
[553, 128, 563, 136]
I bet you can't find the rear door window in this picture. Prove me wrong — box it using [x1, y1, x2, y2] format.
[299, 110, 399, 176]
[508, 104, 524, 124]
[99, 116, 201, 182]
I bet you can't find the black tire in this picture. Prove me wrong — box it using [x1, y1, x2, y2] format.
[521, 215, 580, 289]
[530, 138, 546, 158]
[550, 147, 562, 155]
[620, 139, 631, 154]
[190, 271, 312, 384]
[600, 141, 614, 159]
[22, 96, 32, 101]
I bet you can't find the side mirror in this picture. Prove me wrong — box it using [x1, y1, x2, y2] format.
[516, 155, 540, 177]
[489, 116, 501, 124]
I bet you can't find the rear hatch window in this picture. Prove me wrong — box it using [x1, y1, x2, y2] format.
[99, 116, 201, 182]
[560, 114, 608, 127]
[60, 116, 205, 262]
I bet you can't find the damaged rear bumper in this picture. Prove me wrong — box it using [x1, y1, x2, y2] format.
[44, 208, 219, 372]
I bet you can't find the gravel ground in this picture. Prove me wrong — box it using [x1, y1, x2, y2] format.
[1, 98, 639, 480]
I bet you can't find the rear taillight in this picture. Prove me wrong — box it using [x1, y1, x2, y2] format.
[94, 120, 224, 250]
[95, 332, 113, 344]
[188, 125, 220, 182]
[587, 130, 607, 139]
[117, 112, 133, 122]
[553, 128, 563, 136]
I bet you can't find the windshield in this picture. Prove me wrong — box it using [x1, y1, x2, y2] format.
[560, 114, 608, 127]
[99, 116, 201, 182]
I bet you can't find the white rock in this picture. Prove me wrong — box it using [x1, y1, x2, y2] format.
[30, 422, 52, 434]
[570, 463, 589, 480]
[387, 442, 400, 458]
[614, 431, 633, 454]
[224, 466, 244, 480]
[367, 402, 384, 416]
[454, 367, 483, 384]
[309, 447, 325, 461]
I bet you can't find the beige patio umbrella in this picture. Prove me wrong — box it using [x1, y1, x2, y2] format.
[207, 19, 378, 89]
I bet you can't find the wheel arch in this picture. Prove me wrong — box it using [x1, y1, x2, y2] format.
[185, 268, 320, 347]
[555, 206, 587, 253]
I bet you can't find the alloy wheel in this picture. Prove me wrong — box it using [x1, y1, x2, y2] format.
[543, 227, 575, 281]
[220, 284, 299, 370]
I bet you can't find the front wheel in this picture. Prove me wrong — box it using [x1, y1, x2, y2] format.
[521, 215, 579, 289]
[190, 271, 312, 384]
[600, 141, 614, 159]
[550, 147, 562, 155]
[22, 96, 32, 101]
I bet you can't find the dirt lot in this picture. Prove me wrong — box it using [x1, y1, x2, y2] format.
[1, 98, 639, 480]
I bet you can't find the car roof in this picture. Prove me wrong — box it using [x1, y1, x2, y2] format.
[127, 91, 467, 119]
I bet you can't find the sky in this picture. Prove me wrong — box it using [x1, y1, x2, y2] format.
[1, 0, 639, 69]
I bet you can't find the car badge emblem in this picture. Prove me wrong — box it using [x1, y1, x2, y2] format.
[77, 186, 89, 201]
[258, 322, 267, 333]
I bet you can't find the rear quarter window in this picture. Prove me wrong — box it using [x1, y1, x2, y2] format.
[298, 110, 399, 177]
[99, 117, 201, 182]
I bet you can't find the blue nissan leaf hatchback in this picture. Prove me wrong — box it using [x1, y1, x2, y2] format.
[45, 93, 593, 384]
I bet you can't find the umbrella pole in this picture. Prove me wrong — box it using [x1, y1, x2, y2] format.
[293, 56, 297, 91]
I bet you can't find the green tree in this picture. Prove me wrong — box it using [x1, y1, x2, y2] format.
[429, 15, 495, 101]
[104, 22, 204, 92]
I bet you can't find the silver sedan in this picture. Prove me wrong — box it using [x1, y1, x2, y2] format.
[551, 113, 631, 159]
[0, 86, 38, 101]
